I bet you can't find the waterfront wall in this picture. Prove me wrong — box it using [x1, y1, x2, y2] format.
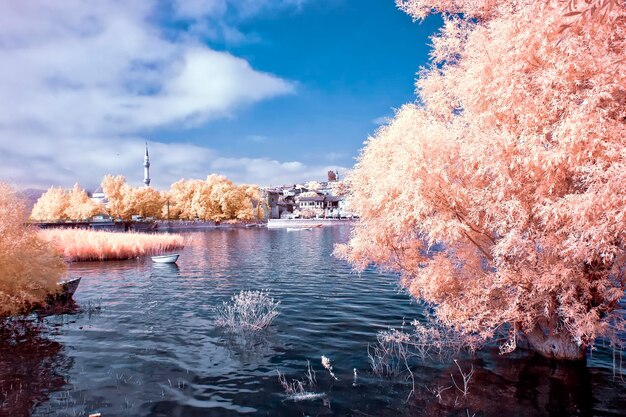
[267, 218, 356, 228]
[34, 219, 352, 232]
[156, 220, 266, 231]
[35, 221, 133, 231]
[156, 220, 217, 231]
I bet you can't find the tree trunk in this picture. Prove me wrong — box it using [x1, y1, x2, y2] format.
[523, 319, 586, 361]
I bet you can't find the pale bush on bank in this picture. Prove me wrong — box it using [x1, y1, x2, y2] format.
[40, 229, 184, 262]
[0, 183, 65, 317]
[214, 290, 279, 331]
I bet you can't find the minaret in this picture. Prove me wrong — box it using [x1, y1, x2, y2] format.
[143, 142, 151, 187]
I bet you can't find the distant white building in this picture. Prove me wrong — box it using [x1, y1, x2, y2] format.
[263, 171, 350, 219]
[91, 186, 107, 206]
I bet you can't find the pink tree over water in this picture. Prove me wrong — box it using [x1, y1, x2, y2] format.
[338, 0, 626, 360]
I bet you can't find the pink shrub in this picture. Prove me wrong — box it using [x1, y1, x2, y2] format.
[40, 229, 184, 262]
[0, 183, 65, 317]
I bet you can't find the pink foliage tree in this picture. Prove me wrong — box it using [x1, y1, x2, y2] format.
[338, 0, 626, 360]
[165, 175, 260, 222]
[31, 184, 104, 221]
[30, 187, 70, 222]
[0, 183, 65, 317]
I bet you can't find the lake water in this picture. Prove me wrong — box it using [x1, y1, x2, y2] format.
[3, 226, 625, 416]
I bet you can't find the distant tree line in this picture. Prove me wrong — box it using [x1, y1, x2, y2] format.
[30, 174, 266, 222]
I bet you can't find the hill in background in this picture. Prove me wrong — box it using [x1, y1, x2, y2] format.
[19, 188, 46, 212]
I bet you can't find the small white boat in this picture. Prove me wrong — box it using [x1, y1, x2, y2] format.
[151, 254, 179, 263]
[286, 227, 313, 232]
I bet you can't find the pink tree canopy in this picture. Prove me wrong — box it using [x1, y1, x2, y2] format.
[338, 0, 626, 359]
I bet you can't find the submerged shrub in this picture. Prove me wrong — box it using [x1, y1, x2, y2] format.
[0, 183, 66, 317]
[215, 290, 280, 331]
[276, 361, 325, 401]
[368, 319, 468, 377]
[321, 355, 339, 381]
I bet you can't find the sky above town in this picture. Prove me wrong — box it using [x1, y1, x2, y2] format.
[0, 0, 441, 190]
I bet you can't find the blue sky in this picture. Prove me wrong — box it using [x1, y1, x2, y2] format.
[0, 0, 440, 190]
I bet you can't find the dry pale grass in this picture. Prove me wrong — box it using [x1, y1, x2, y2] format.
[40, 229, 184, 262]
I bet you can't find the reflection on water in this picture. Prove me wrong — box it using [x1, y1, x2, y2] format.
[0, 321, 69, 417]
[1, 226, 622, 416]
[411, 351, 609, 417]
[150, 263, 180, 273]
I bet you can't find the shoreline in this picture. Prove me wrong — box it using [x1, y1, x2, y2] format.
[266, 218, 356, 228]
[33, 218, 357, 232]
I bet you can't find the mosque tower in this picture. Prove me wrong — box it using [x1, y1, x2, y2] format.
[143, 142, 151, 187]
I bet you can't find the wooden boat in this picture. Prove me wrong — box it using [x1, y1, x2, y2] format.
[47, 277, 82, 304]
[25, 277, 82, 316]
[151, 254, 179, 263]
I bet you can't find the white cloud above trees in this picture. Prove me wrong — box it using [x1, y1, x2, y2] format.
[0, 0, 341, 190]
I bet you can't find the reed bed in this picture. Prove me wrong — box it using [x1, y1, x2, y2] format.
[40, 229, 184, 262]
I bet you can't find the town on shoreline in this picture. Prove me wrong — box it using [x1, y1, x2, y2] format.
[26, 145, 355, 230]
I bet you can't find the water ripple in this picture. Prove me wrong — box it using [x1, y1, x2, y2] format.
[15, 226, 624, 416]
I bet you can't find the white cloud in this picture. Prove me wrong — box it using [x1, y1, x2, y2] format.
[0, 134, 346, 190]
[173, 0, 228, 19]
[172, 0, 308, 20]
[0, 1, 324, 190]
[0, 1, 293, 136]
[171, 0, 309, 43]
[372, 115, 392, 125]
